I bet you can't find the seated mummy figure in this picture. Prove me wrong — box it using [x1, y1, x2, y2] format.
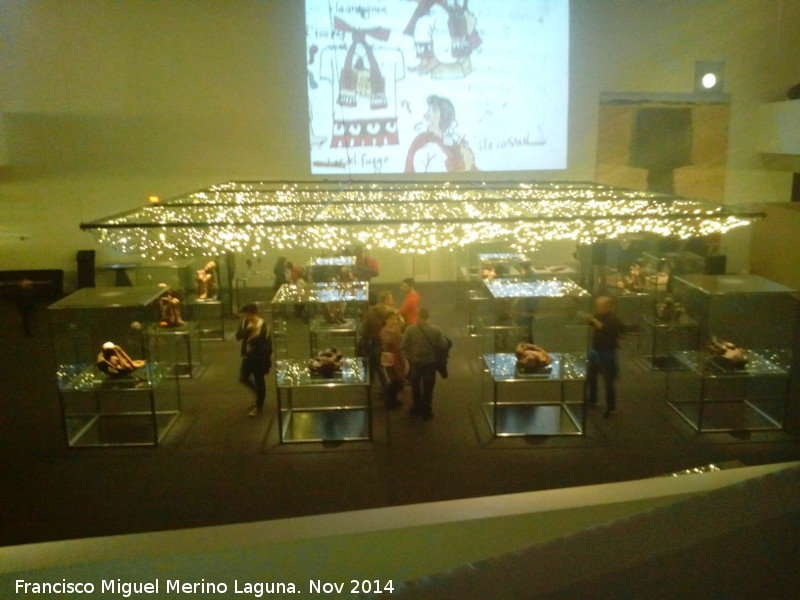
[196, 261, 217, 300]
[159, 290, 185, 327]
[96, 342, 146, 377]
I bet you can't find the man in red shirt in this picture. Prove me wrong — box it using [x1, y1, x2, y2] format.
[397, 277, 420, 325]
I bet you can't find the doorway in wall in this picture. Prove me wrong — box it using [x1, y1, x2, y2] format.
[596, 97, 730, 202]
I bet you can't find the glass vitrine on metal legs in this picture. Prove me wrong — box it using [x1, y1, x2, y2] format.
[274, 357, 371, 443]
[666, 274, 798, 432]
[479, 278, 592, 436]
[48, 286, 181, 447]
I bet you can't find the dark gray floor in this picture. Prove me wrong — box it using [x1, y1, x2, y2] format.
[2, 281, 799, 548]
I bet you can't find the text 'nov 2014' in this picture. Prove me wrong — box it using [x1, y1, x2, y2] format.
[15, 578, 396, 597]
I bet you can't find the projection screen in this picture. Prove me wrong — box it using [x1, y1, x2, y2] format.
[305, 0, 569, 176]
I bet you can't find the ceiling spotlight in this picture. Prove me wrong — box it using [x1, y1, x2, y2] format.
[695, 60, 725, 94]
[701, 73, 717, 89]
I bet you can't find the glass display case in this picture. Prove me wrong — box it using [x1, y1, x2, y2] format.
[233, 259, 274, 308]
[665, 274, 798, 432]
[307, 256, 356, 283]
[638, 252, 672, 295]
[639, 249, 705, 296]
[456, 248, 577, 284]
[479, 278, 591, 436]
[186, 295, 226, 341]
[477, 253, 529, 280]
[482, 352, 587, 436]
[146, 321, 203, 379]
[271, 281, 368, 359]
[274, 357, 371, 443]
[460, 252, 528, 336]
[270, 282, 370, 443]
[134, 259, 194, 292]
[455, 248, 474, 283]
[96, 262, 139, 287]
[604, 287, 650, 331]
[462, 251, 578, 337]
[638, 298, 699, 370]
[528, 263, 578, 278]
[48, 286, 181, 447]
[466, 288, 488, 337]
[479, 278, 591, 353]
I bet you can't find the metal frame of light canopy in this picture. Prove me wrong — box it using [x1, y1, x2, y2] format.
[80, 180, 764, 258]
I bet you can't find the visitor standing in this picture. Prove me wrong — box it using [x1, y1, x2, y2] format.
[402, 307, 447, 420]
[582, 296, 626, 417]
[379, 313, 407, 409]
[272, 256, 288, 292]
[397, 277, 420, 325]
[361, 291, 397, 378]
[236, 303, 273, 417]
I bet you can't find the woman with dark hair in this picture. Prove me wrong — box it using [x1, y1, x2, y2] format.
[429, 94, 456, 132]
[236, 303, 273, 417]
[405, 94, 475, 173]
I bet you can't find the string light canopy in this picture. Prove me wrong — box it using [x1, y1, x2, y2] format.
[80, 180, 764, 258]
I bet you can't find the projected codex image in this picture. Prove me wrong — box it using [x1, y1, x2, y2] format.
[305, 0, 569, 175]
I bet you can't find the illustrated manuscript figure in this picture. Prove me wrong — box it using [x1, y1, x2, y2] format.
[404, 0, 482, 79]
[405, 94, 476, 173]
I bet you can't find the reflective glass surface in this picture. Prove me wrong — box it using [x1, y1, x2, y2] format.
[483, 352, 587, 381]
[275, 357, 368, 387]
[484, 277, 589, 299]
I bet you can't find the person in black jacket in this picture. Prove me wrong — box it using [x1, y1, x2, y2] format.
[236, 303, 273, 417]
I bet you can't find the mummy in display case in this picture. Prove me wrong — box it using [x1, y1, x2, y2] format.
[482, 266, 497, 280]
[514, 342, 553, 373]
[196, 261, 217, 300]
[617, 263, 645, 293]
[96, 342, 146, 377]
[318, 267, 354, 324]
[647, 259, 671, 291]
[655, 296, 683, 323]
[707, 335, 749, 369]
[309, 347, 343, 378]
[158, 290, 185, 327]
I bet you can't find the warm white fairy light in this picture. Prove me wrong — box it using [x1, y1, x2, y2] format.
[83, 181, 762, 258]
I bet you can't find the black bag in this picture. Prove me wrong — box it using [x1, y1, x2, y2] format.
[436, 335, 453, 379]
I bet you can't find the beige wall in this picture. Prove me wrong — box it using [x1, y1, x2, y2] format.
[750, 203, 800, 291]
[1, 0, 799, 286]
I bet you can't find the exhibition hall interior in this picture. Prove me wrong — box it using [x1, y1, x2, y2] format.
[2, 1, 800, 597]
